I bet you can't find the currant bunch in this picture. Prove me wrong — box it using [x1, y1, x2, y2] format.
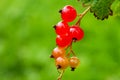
[54, 5, 84, 48]
[50, 5, 89, 80]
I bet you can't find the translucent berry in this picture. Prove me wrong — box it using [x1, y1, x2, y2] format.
[50, 47, 66, 59]
[55, 57, 69, 69]
[69, 56, 80, 71]
[70, 25, 84, 41]
[54, 21, 70, 35]
[60, 5, 77, 22]
[56, 33, 72, 47]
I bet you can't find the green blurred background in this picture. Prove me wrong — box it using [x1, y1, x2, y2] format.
[0, 0, 120, 80]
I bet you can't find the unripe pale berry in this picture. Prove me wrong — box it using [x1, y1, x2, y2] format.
[50, 47, 66, 59]
[69, 56, 80, 71]
[55, 57, 69, 69]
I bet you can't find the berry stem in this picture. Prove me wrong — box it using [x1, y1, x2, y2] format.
[57, 70, 64, 80]
[67, 41, 76, 57]
[75, 6, 91, 26]
[70, 42, 76, 56]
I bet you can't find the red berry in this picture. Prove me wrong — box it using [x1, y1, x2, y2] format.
[60, 5, 77, 22]
[50, 47, 66, 59]
[56, 33, 72, 47]
[55, 57, 69, 69]
[70, 25, 84, 41]
[54, 21, 69, 35]
[69, 56, 80, 71]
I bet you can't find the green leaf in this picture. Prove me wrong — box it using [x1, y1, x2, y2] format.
[80, 0, 115, 20]
[90, 0, 115, 20]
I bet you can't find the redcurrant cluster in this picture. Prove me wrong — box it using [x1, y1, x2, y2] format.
[50, 5, 85, 80]
[55, 5, 84, 47]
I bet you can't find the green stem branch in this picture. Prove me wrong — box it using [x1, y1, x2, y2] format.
[57, 70, 64, 80]
[67, 41, 76, 57]
[75, 6, 91, 26]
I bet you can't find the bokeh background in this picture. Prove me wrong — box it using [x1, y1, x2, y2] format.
[0, 0, 120, 80]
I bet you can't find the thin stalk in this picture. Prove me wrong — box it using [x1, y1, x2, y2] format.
[57, 70, 64, 80]
[67, 41, 76, 57]
[75, 6, 91, 26]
